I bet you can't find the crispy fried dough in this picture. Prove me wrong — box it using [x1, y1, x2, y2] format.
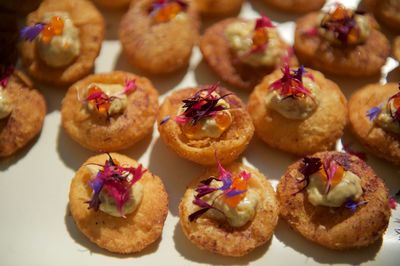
[200, 18, 298, 90]
[0, 71, 46, 157]
[69, 153, 168, 253]
[194, 0, 243, 16]
[247, 68, 347, 156]
[349, 83, 400, 165]
[18, 0, 105, 86]
[375, 0, 400, 31]
[61, 71, 159, 152]
[263, 0, 326, 13]
[294, 12, 390, 77]
[157, 87, 254, 165]
[277, 151, 390, 250]
[119, 0, 199, 74]
[394, 36, 400, 61]
[179, 162, 279, 256]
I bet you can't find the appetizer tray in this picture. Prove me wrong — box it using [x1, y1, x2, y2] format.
[1, 0, 400, 265]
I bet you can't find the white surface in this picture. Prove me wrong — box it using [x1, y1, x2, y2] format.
[1, 0, 400, 265]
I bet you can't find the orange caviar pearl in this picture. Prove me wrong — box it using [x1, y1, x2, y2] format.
[319, 165, 345, 187]
[182, 122, 202, 138]
[41, 25, 54, 44]
[88, 86, 103, 95]
[98, 102, 110, 115]
[224, 176, 248, 208]
[331, 5, 347, 20]
[347, 28, 359, 44]
[215, 111, 232, 131]
[392, 96, 400, 110]
[154, 3, 181, 23]
[252, 28, 268, 48]
[51, 16, 64, 35]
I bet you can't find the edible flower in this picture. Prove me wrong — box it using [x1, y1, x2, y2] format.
[389, 197, 397, 210]
[366, 106, 382, 121]
[85, 79, 137, 118]
[0, 65, 14, 88]
[86, 153, 146, 217]
[269, 65, 312, 98]
[20, 16, 65, 43]
[389, 190, 400, 210]
[174, 84, 231, 125]
[344, 198, 368, 212]
[368, 84, 400, 123]
[250, 16, 274, 53]
[188, 159, 251, 222]
[295, 156, 346, 194]
[149, 0, 188, 24]
[320, 4, 365, 45]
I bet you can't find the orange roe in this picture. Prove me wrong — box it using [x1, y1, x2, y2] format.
[224, 176, 248, 208]
[251, 28, 268, 50]
[40, 16, 64, 44]
[154, 2, 182, 23]
[319, 164, 345, 187]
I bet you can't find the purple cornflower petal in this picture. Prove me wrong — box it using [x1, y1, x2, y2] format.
[159, 115, 170, 126]
[225, 189, 247, 198]
[366, 106, 381, 121]
[20, 23, 45, 41]
[344, 199, 368, 212]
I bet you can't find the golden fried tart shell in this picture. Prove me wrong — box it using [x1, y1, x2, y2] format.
[179, 162, 279, 256]
[119, 0, 199, 74]
[394, 36, 400, 62]
[349, 83, 400, 165]
[375, 0, 400, 31]
[157, 87, 254, 165]
[263, 0, 326, 14]
[277, 151, 390, 250]
[61, 71, 159, 152]
[247, 68, 347, 156]
[18, 0, 105, 86]
[200, 18, 298, 90]
[294, 12, 390, 77]
[0, 71, 46, 157]
[194, 0, 243, 16]
[69, 153, 168, 253]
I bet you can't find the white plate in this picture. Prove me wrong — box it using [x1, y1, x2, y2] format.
[1, 0, 399, 265]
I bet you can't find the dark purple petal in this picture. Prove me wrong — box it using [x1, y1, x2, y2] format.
[225, 189, 246, 198]
[188, 208, 210, 222]
[294, 157, 322, 195]
[159, 115, 170, 126]
[366, 106, 381, 121]
[20, 23, 45, 41]
[293, 65, 306, 82]
[344, 199, 368, 212]
[299, 157, 322, 177]
[178, 84, 231, 125]
[195, 185, 218, 198]
[200, 177, 218, 186]
[193, 197, 213, 209]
